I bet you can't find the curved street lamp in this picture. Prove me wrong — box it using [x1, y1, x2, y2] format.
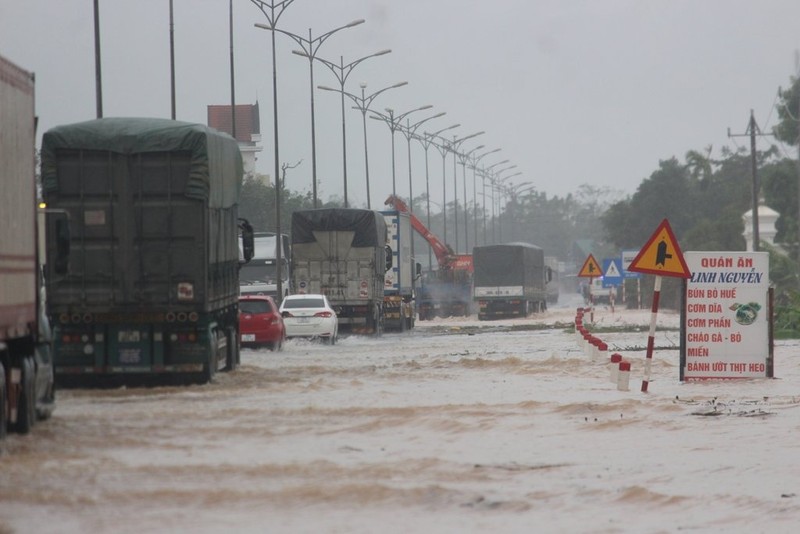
[399, 112, 446, 212]
[470, 148, 501, 246]
[424, 125, 460, 249]
[318, 81, 407, 208]
[417, 123, 459, 269]
[298, 48, 391, 207]
[250, 0, 296, 302]
[447, 131, 485, 252]
[492, 171, 522, 242]
[370, 105, 434, 199]
[457, 144, 485, 251]
[258, 17, 365, 207]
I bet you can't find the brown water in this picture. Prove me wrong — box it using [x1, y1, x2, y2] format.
[2, 307, 799, 533]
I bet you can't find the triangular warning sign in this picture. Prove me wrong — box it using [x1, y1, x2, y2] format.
[628, 219, 691, 278]
[578, 254, 601, 278]
[605, 260, 621, 278]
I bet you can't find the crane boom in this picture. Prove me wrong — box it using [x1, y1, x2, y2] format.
[384, 195, 472, 272]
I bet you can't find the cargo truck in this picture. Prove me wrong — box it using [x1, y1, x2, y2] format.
[545, 256, 560, 304]
[1, 54, 56, 438]
[40, 117, 253, 386]
[384, 195, 472, 319]
[239, 232, 291, 300]
[381, 210, 420, 331]
[291, 209, 390, 334]
[473, 242, 551, 320]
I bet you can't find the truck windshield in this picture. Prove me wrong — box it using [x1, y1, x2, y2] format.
[239, 259, 289, 285]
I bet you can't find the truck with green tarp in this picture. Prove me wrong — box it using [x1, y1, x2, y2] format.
[40, 117, 253, 385]
[472, 242, 550, 320]
[290, 208, 389, 334]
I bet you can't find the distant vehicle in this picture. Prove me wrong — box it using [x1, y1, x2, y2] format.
[585, 276, 617, 305]
[384, 195, 472, 319]
[291, 208, 389, 335]
[473, 242, 551, 320]
[239, 232, 291, 300]
[279, 294, 338, 344]
[545, 256, 560, 304]
[239, 295, 285, 351]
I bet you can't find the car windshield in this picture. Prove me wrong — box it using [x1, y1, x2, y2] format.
[283, 297, 325, 309]
[240, 300, 273, 314]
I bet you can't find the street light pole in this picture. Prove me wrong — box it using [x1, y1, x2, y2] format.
[370, 105, 434, 199]
[400, 112, 445, 211]
[319, 81, 407, 209]
[470, 148, 501, 246]
[493, 170, 521, 242]
[418, 124, 459, 270]
[457, 144, 485, 252]
[446, 131, 484, 252]
[260, 17, 365, 208]
[297, 49, 391, 207]
[251, 0, 296, 302]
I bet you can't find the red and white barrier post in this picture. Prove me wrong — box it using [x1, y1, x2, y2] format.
[641, 275, 661, 392]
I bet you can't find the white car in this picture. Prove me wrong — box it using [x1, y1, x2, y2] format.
[279, 294, 338, 344]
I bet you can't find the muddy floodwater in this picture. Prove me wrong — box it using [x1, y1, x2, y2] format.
[2, 301, 800, 533]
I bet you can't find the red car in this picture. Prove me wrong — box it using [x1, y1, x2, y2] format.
[239, 295, 286, 351]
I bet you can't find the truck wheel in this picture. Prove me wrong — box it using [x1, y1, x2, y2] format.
[14, 357, 36, 434]
[0, 364, 7, 439]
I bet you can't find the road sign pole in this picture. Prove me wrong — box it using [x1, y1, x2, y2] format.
[637, 279, 642, 310]
[641, 275, 662, 392]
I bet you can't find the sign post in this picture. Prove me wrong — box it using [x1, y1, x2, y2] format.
[621, 249, 642, 309]
[578, 254, 601, 323]
[627, 219, 691, 392]
[602, 258, 623, 313]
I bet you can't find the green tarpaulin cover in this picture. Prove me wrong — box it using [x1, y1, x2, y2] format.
[41, 117, 242, 208]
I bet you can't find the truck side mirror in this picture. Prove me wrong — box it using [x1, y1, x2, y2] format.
[384, 245, 393, 272]
[546, 266, 553, 283]
[54, 217, 70, 275]
[239, 218, 254, 264]
[415, 262, 422, 279]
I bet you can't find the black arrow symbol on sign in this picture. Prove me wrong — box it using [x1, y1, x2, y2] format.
[656, 239, 672, 266]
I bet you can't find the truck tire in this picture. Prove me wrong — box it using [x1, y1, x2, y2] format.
[200, 335, 218, 384]
[0, 364, 7, 439]
[14, 357, 36, 434]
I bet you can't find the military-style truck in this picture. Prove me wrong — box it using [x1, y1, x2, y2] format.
[290, 209, 390, 334]
[473, 242, 551, 320]
[40, 117, 253, 386]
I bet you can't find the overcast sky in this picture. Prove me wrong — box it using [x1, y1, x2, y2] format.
[3, 0, 800, 210]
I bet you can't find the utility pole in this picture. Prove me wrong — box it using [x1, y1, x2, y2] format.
[729, 110, 771, 252]
[93, 0, 102, 118]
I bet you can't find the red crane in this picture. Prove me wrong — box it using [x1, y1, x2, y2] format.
[384, 195, 472, 272]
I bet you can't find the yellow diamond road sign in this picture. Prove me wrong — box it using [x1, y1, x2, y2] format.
[578, 254, 601, 278]
[628, 219, 691, 278]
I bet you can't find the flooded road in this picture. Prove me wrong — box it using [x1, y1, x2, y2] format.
[2, 303, 800, 533]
